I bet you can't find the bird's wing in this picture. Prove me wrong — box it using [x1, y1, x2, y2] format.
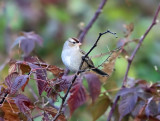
[79, 49, 94, 67]
[79, 49, 86, 55]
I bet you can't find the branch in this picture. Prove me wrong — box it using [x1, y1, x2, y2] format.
[52, 30, 114, 121]
[84, 30, 117, 58]
[0, 92, 8, 105]
[107, 3, 160, 121]
[78, 0, 108, 43]
[123, 4, 160, 86]
[64, 0, 108, 75]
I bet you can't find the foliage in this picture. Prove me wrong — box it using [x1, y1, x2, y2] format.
[0, 0, 160, 121]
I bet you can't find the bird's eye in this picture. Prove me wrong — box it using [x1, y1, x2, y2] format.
[73, 42, 76, 44]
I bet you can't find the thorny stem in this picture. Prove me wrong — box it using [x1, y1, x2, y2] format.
[52, 30, 115, 121]
[107, 3, 160, 121]
[78, 0, 108, 43]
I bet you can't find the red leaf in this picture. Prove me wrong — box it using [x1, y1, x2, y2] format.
[43, 77, 71, 99]
[145, 98, 158, 117]
[116, 87, 137, 97]
[17, 58, 64, 78]
[5, 72, 19, 89]
[12, 32, 43, 56]
[67, 81, 87, 115]
[84, 73, 101, 102]
[24, 56, 40, 63]
[44, 75, 73, 97]
[13, 94, 32, 114]
[23, 31, 43, 46]
[21, 78, 29, 92]
[19, 62, 31, 74]
[16, 60, 39, 71]
[131, 100, 145, 117]
[16, 61, 31, 74]
[36, 69, 47, 95]
[17, 60, 48, 95]
[55, 75, 73, 91]
[119, 92, 138, 120]
[20, 38, 35, 57]
[44, 75, 73, 100]
[46, 65, 64, 77]
[1, 101, 20, 120]
[44, 85, 53, 97]
[10, 75, 29, 94]
[35, 63, 64, 77]
[43, 107, 67, 121]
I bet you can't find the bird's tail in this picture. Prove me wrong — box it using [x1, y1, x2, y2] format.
[92, 68, 109, 76]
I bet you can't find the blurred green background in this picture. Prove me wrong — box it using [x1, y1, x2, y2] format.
[0, 0, 160, 120]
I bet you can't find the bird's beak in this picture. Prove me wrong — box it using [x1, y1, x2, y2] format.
[78, 42, 82, 46]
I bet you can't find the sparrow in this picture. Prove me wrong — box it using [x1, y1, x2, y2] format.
[61, 38, 109, 76]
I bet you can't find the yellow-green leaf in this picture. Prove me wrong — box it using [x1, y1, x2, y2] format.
[88, 94, 111, 121]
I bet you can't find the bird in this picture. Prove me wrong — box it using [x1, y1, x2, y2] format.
[61, 37, 109, 76]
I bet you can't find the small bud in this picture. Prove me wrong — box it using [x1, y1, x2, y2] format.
[78, 22, 85, 30]
[140, 35, 144, 39]
[156, 19, 159, 24]
[154, 65, 158, 71]
[125, 55, 129, 59]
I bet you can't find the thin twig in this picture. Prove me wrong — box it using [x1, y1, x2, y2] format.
[84, 30, 117, 58]
[78, 0, 108, 43]
[123, 5, 160, 86]
[91, 46, 121, 59]
[0, 92, 8, 105]
[107, 96, 120, 121]
[96, 46, 121, 68]
[52, 30, 114, 121]
[27, 84, 39, 100]
[107, 3, 160, 121]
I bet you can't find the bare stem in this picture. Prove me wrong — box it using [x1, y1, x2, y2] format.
[107, 3, 160, 121]
[78, 0, 108, 43]
[122, 3, 160, 86]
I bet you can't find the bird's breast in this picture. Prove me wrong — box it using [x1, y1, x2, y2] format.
[61, 49, 81, 72]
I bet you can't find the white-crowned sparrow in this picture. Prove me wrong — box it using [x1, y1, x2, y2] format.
[61, 38, 109, 76]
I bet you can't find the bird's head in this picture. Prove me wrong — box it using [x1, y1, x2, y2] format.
[64, 38, 82, 49]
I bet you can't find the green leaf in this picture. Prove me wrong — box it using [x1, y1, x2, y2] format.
[88, 94, 111, 121]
